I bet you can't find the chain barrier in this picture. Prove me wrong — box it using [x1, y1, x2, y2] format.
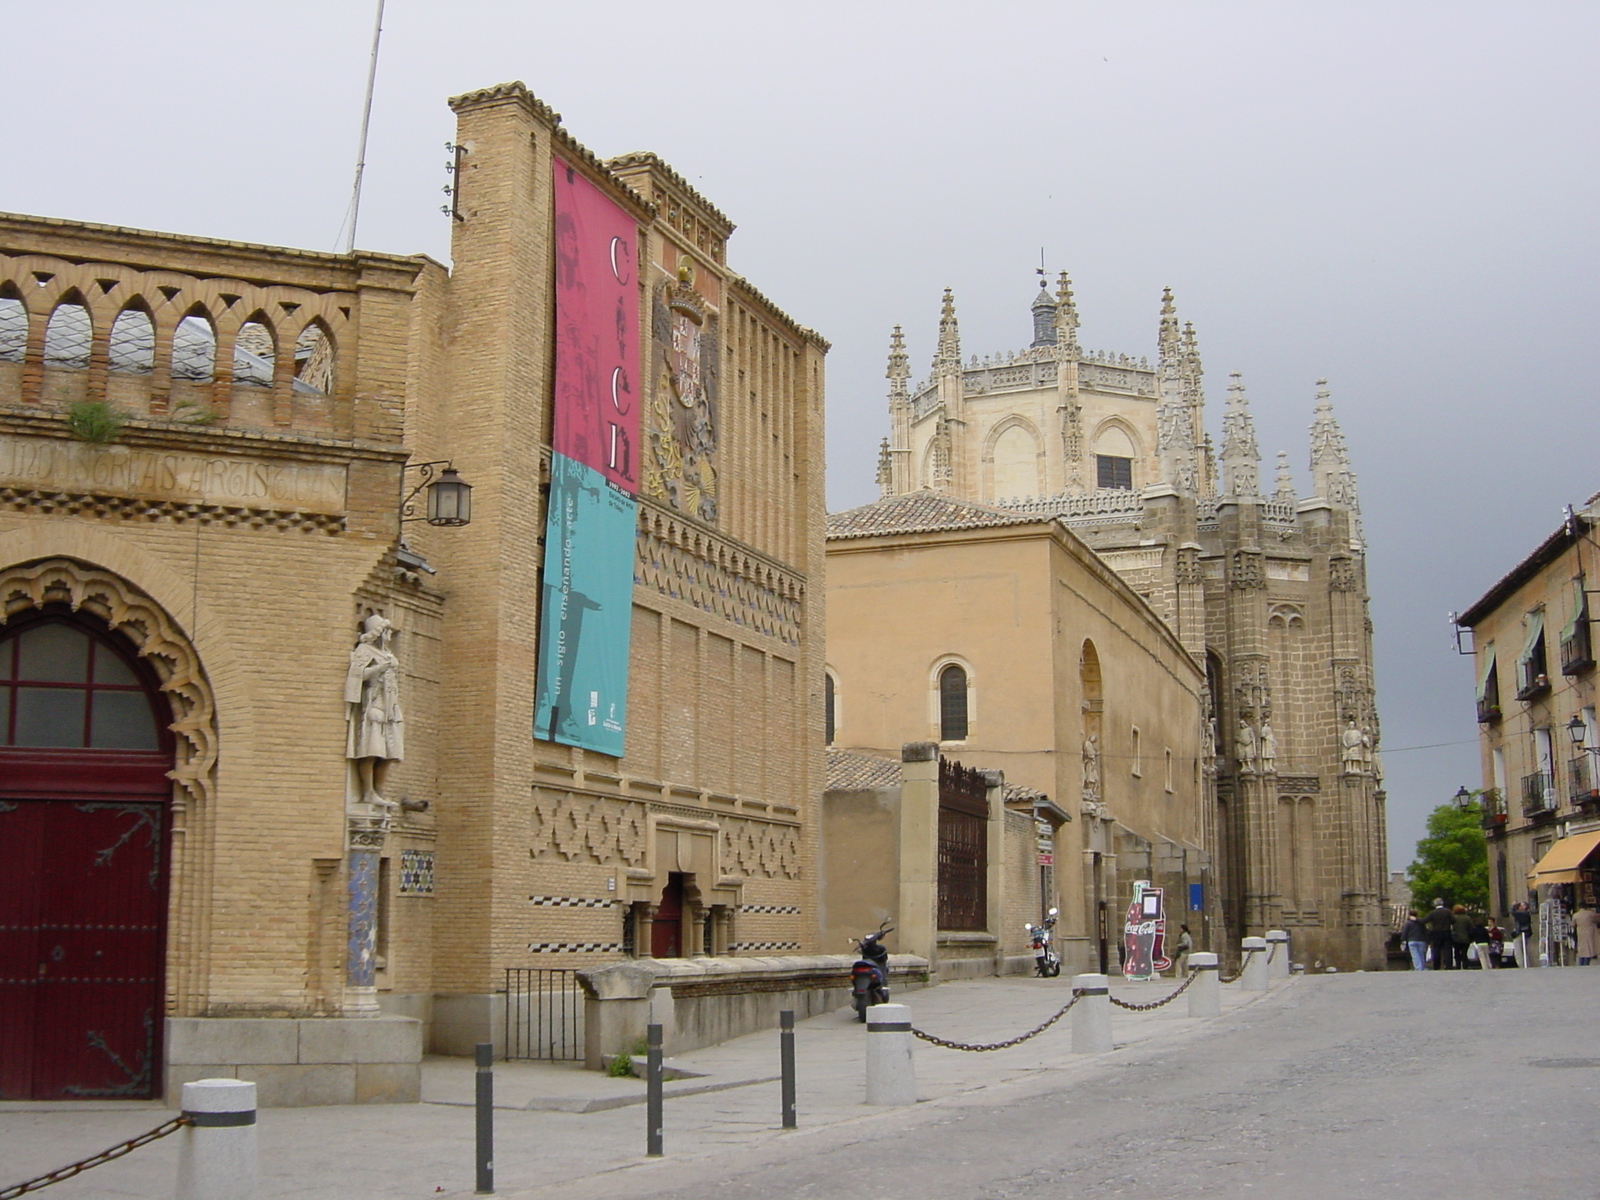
[1217, 946, 1262, 985]
[0, 1115, 190, 1199]
[1108, 969, 1198, 1011]
[911, 988, 1084, 1051]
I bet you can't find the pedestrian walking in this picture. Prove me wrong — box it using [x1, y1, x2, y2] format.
[1451, 904, 1473, 970]
[1486, 917, 1506, 969]
[1173, 924, 1193, 976]
[1574, 904, 1600, 965]
[1425, 898, 1455, 970]
[1512, 901, 1533, 967]
[1401, 910, 1428, 971]
[1468, 914, 1490, 970]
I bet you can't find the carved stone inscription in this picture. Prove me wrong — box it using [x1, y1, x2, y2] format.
[0, 435, 348, 514]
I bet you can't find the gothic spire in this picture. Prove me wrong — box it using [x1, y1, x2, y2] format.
[1273, 451, 1297, 504]
[886, 324, 909, 402]
[1308, 379, 1360, 512]
[1220, 371, 1262, 498]
[934, 288, 961, 375]
[1156, 288, 1197, 492]
[1180, 319, 1208, 491]
[1055, 271, 1079, 352]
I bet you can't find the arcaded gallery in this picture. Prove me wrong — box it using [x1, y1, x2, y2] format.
[0, 82, 827, 1104]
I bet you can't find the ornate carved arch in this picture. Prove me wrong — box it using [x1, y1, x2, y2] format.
[0, 557, 216, 812]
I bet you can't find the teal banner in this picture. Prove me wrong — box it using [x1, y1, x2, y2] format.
[534, 453, 635, 755]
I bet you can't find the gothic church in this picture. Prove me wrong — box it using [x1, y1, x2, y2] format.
[875, 277, 1386, 970]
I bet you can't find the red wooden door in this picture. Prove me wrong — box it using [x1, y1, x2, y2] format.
[651, 874, 684, 959]
[0, 801, 167, 1099]
[0, 616, 172, 1100]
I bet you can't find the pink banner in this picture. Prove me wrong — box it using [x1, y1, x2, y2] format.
[552, 158, 640, 493]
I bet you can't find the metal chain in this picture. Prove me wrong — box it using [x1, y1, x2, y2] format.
[1218, 946, 1262, 984]
[0, 1116, 190, 1199]
[911, 989, 1085, 1051]
[1108, 969, 1197, 1010]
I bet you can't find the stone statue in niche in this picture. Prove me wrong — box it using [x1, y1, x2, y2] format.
[346, 614, 404, 810]
[1258, 719, 1278, 774]
[1341, 719, 1366, 775]
[1236, 718, 1257, 774]
[1081, 734, 1101, 798]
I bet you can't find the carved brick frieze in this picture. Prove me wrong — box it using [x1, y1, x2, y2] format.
[720, 816, 802, 880]
[635, 506, 803, 646]
[1275, 776, 1322, 794]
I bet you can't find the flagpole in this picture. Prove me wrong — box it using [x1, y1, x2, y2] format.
[344, 0, 387, 255]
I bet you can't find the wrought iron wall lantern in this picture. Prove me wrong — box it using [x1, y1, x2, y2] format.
[400, 460, 473, 527]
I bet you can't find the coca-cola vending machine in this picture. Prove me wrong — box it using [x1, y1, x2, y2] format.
[1122, 881, 1169, 980]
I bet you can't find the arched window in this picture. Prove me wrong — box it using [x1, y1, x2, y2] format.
[939, 663, 968, 741]
[824, 672, 836, 746]
[233, 320, 276, 386]
[293, 322, 335, 395]
[108, 307, 155, 375]
[0, 294, 25, 363]
[1, 619, 161, 750]
[171, 313, 217, 382]
[43, 300, 91, 369]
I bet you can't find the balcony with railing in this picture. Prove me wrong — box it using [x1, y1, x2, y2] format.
[1480, 787, 1508, 833]
[1570, 755, 1599, 807]
[1522, 770, 1557, 818]
[1561, 618, 1594, 676]
[1476, 695, 1502, 725]
[1516, 653, 1551, 702]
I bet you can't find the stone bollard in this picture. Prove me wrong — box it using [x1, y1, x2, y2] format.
[864, 1003, 915, 1106]
[1240, 937, 1269, 992]
[1071, 973, 1113, 1054]
[1265, 930, 1291, 982]
[176, 1078, 257, 1200]
[1187, 952, 1221, 1018]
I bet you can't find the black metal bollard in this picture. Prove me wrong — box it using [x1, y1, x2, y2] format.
[475, 1042, 494, 1194]
[646, 1023, 664, 1157]
[780, 1009, 797, 1129]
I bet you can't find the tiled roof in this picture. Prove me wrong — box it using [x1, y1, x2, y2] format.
[827, 491, 1046, 540]
[1003, 783, 1048, 803]
[825, 749, 901, 791]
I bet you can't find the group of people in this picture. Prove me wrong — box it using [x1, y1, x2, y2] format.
[1402, 898, 1600, 970]
[1401, 900, 1516, 970]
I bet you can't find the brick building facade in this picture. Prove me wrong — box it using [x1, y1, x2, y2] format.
[0, 81, 825, 1103]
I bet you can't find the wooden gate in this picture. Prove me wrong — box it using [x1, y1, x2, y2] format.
[0, 801, 168, 1099]
[937, 757, 989, 931]
[0, 615, 174, 1100]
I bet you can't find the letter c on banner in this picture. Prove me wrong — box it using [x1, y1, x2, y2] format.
[609, 236, 631, 285]
[610, 367, 632, 415]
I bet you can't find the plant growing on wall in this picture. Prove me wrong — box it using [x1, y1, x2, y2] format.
[65, 399, 125, 443]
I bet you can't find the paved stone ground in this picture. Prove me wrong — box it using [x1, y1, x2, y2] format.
[2, 968, 1591, 1198]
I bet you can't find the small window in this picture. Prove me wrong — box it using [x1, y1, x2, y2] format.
[1097, 454, 1133, 490]
[43, 301, 91, 369]
[1164, 748, 1174, 793]
[233, 321, 276, 387]
[939, 664, 968, 741]
[824, 673, 836, 746]
[1, 621, 160, 750]
[1131, 726, 1142, 776]
[108, 308, 155, 375]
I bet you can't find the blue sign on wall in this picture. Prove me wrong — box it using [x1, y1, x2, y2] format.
[1189, 882, 1204, 912]
[533, 452, 635, 756]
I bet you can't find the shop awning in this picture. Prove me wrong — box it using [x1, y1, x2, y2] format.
[1527, 830, 1600, 885]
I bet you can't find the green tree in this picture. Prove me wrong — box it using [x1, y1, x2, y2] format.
[1405, 796, 1489, 913]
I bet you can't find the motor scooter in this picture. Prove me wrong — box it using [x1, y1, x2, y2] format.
[849, 920, 893, 1021]
[1024, 907, 1061, 977]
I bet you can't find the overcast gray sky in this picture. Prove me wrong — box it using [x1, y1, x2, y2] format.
[6, 1, 1596, 868]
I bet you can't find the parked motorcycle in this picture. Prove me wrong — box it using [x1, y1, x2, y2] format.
[1025, 908, 1061, 977]
[850, 921, 894, 1021]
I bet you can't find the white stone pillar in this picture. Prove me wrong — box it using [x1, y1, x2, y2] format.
[1265, 929, 1290, 982]
[1071, 973, 1112, 1054]
[176, 1078, 257, 1200]
[1241, 936, 1269, 992]
[1187, 952, 1221, 1018]
[864, 1003, 916, 1106]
